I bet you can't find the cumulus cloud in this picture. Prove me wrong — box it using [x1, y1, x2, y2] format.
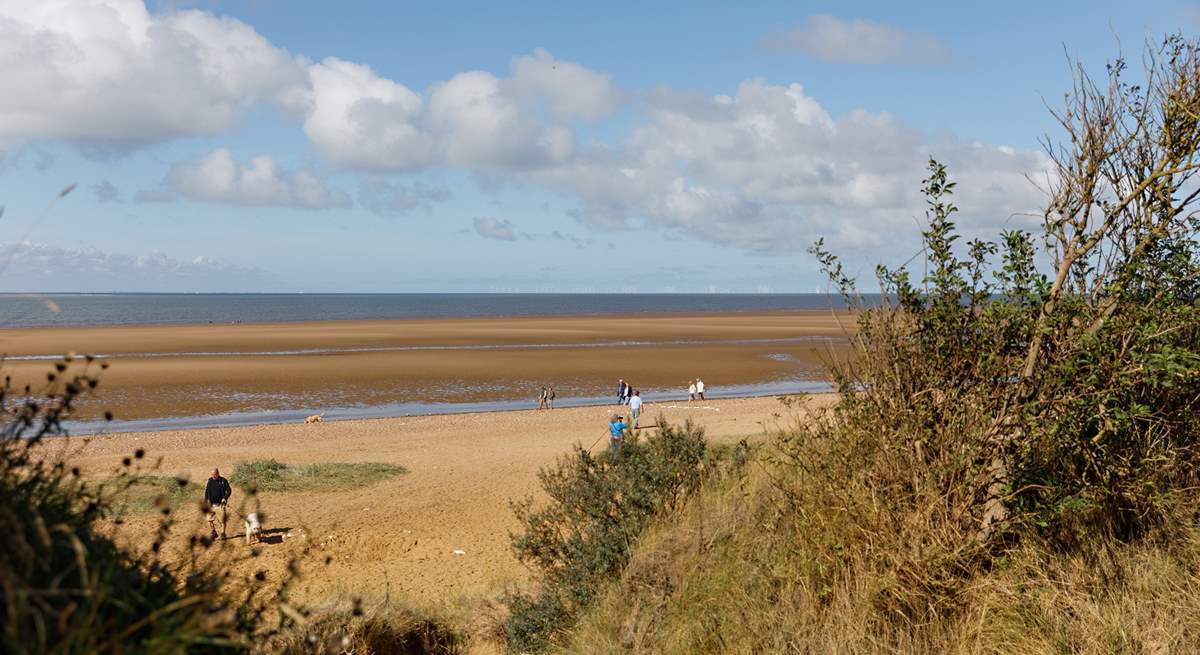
[300, 47, 614, 171]
[507, 48, 621, 121]
[0, 240, 264, 292]
[528, 80, 1048, 252]
[357, 177, 450, 216]
[1, 1, 1047, 260]
[0, 0, 308, 149]
[760, 14, 951, 65]
[152, 149, 351, 208]
[473, 217, 516, 241]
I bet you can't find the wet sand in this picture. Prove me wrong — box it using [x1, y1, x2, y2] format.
[1, 312, 851, 420]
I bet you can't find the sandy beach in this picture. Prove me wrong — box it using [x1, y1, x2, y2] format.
[66, 395, 835, 609]
[2, 312, 850, 421]
[19, 310, 846, 648]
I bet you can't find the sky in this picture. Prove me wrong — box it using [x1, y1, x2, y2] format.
[0, 0, 1195, 293]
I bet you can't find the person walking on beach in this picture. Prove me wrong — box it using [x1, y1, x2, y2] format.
[688, 380, 697, 401]
[547, 385, 557, 409]
[608, 414, 627, 459]
[204, 467, 232, 540]
[622, 382, 633, 406]
[629, 390, 643, 428]
[538, 386, 548, 410]
[696, 377, 706, 401]
[616, 379, 627, 405]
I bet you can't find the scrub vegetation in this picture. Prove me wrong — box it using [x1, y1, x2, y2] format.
[550, 34, 1200, 654]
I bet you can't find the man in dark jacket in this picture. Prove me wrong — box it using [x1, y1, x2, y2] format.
[205, 467, 232, 540]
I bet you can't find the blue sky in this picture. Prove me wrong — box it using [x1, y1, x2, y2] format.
[0, 0, 1194, 292]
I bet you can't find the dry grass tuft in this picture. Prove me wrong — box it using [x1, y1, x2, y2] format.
[265, 601, 466, 655]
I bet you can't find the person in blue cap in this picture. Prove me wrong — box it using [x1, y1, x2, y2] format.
[608, 414, 627, 459]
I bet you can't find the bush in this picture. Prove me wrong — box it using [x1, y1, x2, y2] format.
[503, 420, 708, 652]
[792, 33, 1200, 619]
[559, 34, 1200, 652]
[229, 459, 406, 493]
[0, 358, 308, 653]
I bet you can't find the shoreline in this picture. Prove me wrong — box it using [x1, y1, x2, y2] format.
[68, 382, 832, 436]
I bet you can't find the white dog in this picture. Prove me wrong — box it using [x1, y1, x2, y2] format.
[303, 414, 324, 424]
[244, 512, 262, 545]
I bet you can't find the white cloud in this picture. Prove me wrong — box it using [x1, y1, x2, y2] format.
[0, 240, 264, 291]
[529, 80, 1048, 253]
[473, 216, 516, 241]
[0, 0, 308, 149]
[507, 48, 621, 122]
[0, 1, 1047, 260]
[154, 149, 351, 209]
[301, 48, 609, 172]
[761, 14, 951, 65]
[302, 58, 433, 171]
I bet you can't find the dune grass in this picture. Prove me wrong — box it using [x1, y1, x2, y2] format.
[562, 465, 1200, 654]
[229, 459, 406, 493]
[110, 475, 204, 515]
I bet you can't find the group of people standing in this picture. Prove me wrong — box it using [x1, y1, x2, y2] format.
[687, 377, 707, 401]
[537, 386, 557, 410]
[615, 379, 644, 428]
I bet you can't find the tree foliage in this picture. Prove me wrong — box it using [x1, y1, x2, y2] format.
[808, 33, 1200, 556]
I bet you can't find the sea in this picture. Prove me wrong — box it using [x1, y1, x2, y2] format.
[0, 292, 859, 329]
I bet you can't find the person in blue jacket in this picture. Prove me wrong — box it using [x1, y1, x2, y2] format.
[608, 414, 627, 459]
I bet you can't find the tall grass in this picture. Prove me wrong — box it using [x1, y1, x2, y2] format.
[229, 459, 406, 493]
[564, 461, 1200, 654]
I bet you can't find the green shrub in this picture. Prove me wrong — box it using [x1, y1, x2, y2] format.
[0, 358, 305, 653]
[792, 33, 1200, 620]
[503, 420, 708, 652]
[229, 459, 406, 493]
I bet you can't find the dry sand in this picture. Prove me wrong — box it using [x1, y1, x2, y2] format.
[67, 395, 834, 609]
[1, 312, 850, 419]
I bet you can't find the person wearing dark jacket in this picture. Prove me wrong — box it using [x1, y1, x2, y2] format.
[205, 468, 232, 540]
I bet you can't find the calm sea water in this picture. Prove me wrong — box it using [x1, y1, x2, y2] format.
[0, 293, 861, 329]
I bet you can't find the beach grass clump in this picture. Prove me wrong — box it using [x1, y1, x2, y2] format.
[230, 459, 406, 493]
[109, 474, 203, 515]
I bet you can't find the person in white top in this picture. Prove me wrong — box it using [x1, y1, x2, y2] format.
[629, 390, 643, 428]
[688, 381, 697, 401]
[695, 378, 706, 400]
